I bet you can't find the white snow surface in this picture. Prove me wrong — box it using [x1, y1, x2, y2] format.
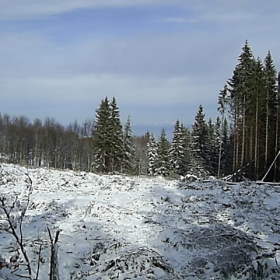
[0, 163, 280, 279]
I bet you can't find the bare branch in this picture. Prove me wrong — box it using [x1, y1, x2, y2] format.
[35, 244, 42, 280]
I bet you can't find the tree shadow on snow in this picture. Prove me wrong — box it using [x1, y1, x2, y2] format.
[144, 181, 280, 279]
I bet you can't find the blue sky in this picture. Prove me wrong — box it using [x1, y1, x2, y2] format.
[0, 0, 279, 129]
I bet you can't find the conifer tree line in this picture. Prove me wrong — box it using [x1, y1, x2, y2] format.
[145, 41, 280, 181]
[224, 41, 280, 181]
[0, 101, 228, 178]
[0, 41, 279, 180]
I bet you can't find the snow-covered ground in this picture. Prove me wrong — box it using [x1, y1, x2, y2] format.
[0, 163, 280, 279]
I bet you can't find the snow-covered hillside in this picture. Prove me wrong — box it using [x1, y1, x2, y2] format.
[0, 164, 280, 279]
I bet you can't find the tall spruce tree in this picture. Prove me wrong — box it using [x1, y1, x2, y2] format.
[92, 97, 124, 173]
[227, 41, 256, 179]
[169, 120, 186, 176]
[123, 116, 135, 174]
[208, 118, 219, 175]
[251, 57, 266, 179]
[147, 133, 158, 176]
[155, 129, 170, 176]
[92, 97, 111, 173]
[180, 123, 192, 175]
[221, 118, 232, 176]
[109, 97, 124, 172]
[264, 51, 278, 179]
[191, 105, 210, 177]
[217, 85, 228, 177]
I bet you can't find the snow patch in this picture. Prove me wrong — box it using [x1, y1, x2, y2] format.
[0, 164, 279, 279]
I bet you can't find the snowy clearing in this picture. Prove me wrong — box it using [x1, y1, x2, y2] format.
[0, 164, 280, 279]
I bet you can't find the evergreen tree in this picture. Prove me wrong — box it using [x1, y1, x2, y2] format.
[109, 97, 124, 172]
[264, 51, 278, 179]
[147, 133, 158, 176]
[155, 129, 170, 176]
[208, 118, 219, 175]
[227, 41, 256, 179]
[251, 57, 266, 179]
[180, 123, 192, 175]
[217, 85, 228, 177]
[123, 116, 135, 174]
[221, 118, 233, 176]
[92, 97, 111, 173]
[191, 105, 210, 177]
[169, 120, 186, 175]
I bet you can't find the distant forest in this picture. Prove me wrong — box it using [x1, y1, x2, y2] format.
[0, 41, 279, 181]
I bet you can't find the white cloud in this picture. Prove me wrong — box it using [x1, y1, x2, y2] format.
[0, 74, 207, 104]
[0, 0, 280, 126]
[0, 0, 187, 20]
[0, 29, 238, 80]
[1, 14, 279, 124]
[0, 0, 279, 24]
[0, 74, 219, 124]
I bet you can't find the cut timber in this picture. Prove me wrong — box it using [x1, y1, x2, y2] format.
[261, 150, 280, 182]
[256, 181, 280, 187]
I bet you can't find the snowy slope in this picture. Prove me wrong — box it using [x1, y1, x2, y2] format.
[0, 164, 280, 279]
